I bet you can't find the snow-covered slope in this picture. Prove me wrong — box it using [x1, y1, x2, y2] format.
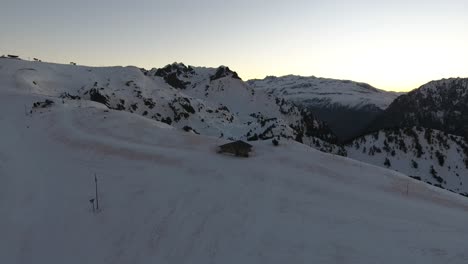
[368, 78, 468, 138]
[346, 127, 468, 195]
[248, 75, 402, 141]
[2, 83, 468, 263]
[348, 78, 468, 196]
[0, 58, 340, 153]
[248, 75, 399, 109]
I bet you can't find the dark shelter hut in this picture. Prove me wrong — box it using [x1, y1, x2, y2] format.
[218, 140, 253, 157]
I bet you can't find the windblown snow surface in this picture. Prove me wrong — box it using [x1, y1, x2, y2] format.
[1, 63, 468, 263]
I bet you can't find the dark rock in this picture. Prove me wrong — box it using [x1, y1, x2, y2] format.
[88, 88, 110, 107]
[210, 66, 241, 81]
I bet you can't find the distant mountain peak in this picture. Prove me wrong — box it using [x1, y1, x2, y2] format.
[151, 63, 196, 89]
[154, 62, 195, 77]
[210, 66, 241, 81]
[248, 75, 402, 141]
[248, 75, 399, 109]
[150, 63, 243, 89]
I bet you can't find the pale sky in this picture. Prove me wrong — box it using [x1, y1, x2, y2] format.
[2, 0, 467, 91]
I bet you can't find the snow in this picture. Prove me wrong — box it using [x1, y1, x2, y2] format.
[2, 67, 468, 263]
[417, 78, 468, 98]
[346, 128, 468, 194]
[248, 75, 402, 110]
[0, 59, 334, 149]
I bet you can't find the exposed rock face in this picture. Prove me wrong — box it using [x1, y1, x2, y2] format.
[153, 63, 195, 89]
[87, 88, 110, 107]
[210, 66, 241, 81]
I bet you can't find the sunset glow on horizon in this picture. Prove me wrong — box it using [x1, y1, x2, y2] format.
[2, 0, 467, 91]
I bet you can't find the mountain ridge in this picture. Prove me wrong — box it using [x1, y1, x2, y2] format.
[248, 74, 402, 141]
[367, 77, 468, 138]
[0, 57, 342, 154]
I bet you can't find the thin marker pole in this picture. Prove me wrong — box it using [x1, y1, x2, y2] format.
[95, 174, 99, 211]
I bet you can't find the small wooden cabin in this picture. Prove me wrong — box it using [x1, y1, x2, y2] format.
[218, 140, 253, 157]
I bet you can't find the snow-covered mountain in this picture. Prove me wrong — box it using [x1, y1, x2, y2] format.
[248, 75, 402, 141]
[248, 75, 398, 109]
[0, 58, 341, 154]
[346, 127, 468, 195]
[342, 78, 468, 197]
[367, 78, 468, 138]
[2, 68, 468, 263]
